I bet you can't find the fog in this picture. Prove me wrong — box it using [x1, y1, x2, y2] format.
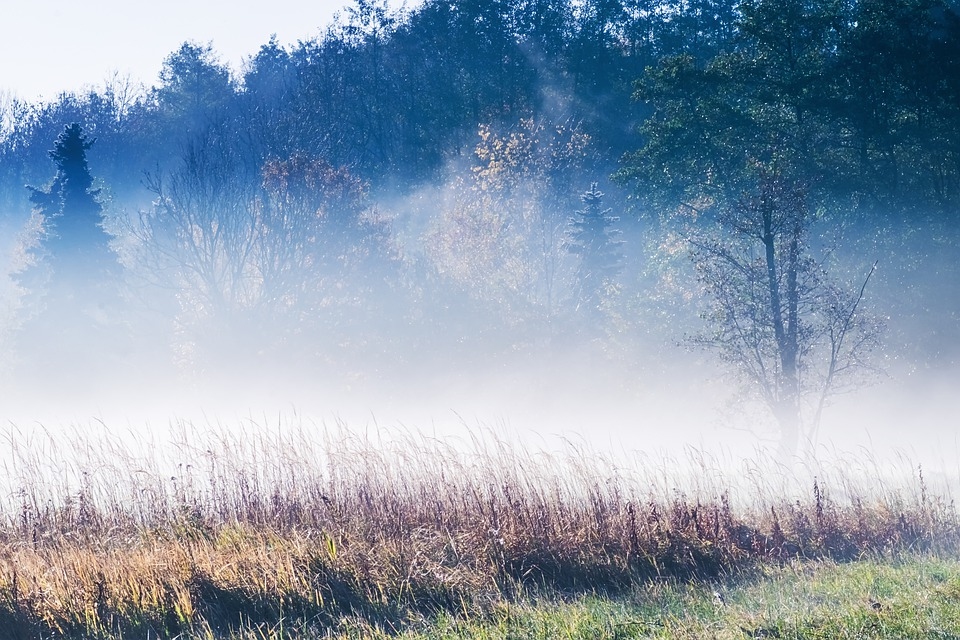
[3, 197, 958, 476]
[1, 0, 959, 492]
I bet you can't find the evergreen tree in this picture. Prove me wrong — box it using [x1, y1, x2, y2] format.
[25, 123, 116, 286]
[567, 182, 623, 316]
[15, 123, 123, 397]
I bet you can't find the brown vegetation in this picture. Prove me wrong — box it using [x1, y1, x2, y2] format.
[0, 422, 956, 638]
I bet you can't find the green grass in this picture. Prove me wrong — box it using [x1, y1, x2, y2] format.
[203, 554, 960, 639]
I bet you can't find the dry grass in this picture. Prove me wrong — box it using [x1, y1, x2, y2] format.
[0, 419, 956, 638]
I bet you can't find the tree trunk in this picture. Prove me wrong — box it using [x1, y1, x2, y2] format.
[763, 197, 802, 460]
[775, 399, 801, 461]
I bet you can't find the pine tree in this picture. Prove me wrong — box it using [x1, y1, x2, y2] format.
[567, 182, 623, 316]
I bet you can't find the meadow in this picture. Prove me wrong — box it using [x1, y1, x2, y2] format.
[0, 420, 958, 639]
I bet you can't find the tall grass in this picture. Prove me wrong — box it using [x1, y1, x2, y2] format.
[0, 419, 956, 638]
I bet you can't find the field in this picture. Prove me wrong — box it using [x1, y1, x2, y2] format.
[0, 420, 958, 639]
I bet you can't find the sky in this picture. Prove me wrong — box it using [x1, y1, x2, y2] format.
[0, 0, 409, 103]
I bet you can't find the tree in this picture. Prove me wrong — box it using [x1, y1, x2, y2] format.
[258, 153, 397, 331]
[567, 182, 623, 318]
[616, 0, 847, 210]
[26, 124, 114, 277]
[239, 38, 305, 164]
[616, 0, 889, 456]
[14, 123, 123, 394]
[832, 0, 960, 214]
[566, 0, 653, 156]
[427, 118, 591, 331]
[148, 42, 237, 162]
[133, 130, 395, 372]
[686, 165, 883, 458]
[652, 0, 738, 61]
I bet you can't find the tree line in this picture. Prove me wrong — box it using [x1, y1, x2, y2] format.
[1, 0, 958, 455]
[2, 0, 956, 212]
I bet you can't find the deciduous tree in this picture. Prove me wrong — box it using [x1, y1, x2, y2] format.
[687, 166, 883, 458]
[134, 132, 394, 370]
[428, 119, 591, 329]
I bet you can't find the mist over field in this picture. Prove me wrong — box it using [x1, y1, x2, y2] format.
[4, 8, 960, 635]
[1, 0, 958, 471]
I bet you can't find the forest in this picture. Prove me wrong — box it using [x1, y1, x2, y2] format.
[1, 0, 959, 457]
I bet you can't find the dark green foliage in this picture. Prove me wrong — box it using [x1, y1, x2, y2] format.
[153, 42, 236, 140]
[617, 0, 960, 216]
[14, 123, 123, 394]
[832, 0, 960, 213]
[25, 124, 114, 282]
[616, 1, 915, 454]
[0, 0, 955, 214]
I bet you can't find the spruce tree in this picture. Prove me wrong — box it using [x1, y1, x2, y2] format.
[25, 123, 117, 289]
[15, 123, 123, 396]
[567, 183, 623, 316]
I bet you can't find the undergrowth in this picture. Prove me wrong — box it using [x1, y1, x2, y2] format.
[0, 421, 956, 638]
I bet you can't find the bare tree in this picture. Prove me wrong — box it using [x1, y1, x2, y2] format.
[687, 166, 884, 458]
[131, 130, 390, 370]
